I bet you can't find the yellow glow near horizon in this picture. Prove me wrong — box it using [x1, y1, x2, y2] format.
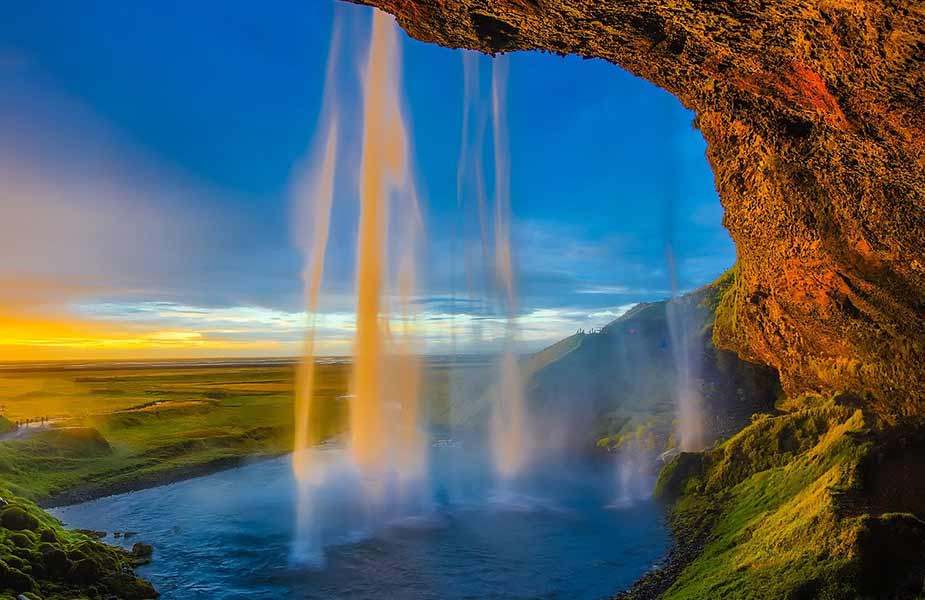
[0, 314, 287, 361]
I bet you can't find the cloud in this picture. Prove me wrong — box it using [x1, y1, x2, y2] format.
[575, 284, 673, 296]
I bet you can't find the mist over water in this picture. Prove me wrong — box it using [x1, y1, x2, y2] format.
[661, 98, 706, 452]
[664, 239, 705, 453]
[488, 56, 530, 481]
[613, 438, 657, 508]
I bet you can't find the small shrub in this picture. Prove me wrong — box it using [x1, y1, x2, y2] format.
[0, 507, 39, 531]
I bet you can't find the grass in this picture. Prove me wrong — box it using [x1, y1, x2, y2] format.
[0, 359, 482, 505]
[0, 363, 325, 503]
[654, 396, 925, 599]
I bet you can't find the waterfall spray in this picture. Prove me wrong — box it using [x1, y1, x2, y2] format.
[292, 17, 341, 478]
[393, 187, 425, 482]
[291, 10, 427, 564]
[665, 284, 705, 451]
[653, 84, 704, 453]
[489, 56, 529, 480]
[455, 53, 530, 480]
[293, 120, 338, 475]
[663, 177, 704, 451]
[291, 16, 341, 564]
[352, 9, 426, 484]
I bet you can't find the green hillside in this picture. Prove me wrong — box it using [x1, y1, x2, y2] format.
[525, 275, 780, 454]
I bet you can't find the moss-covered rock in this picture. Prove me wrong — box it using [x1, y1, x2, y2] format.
[131, 542, 153, 560]
[0, 561, 36, 594]
[40, 546, 71, 578]
[0, 507, 39, 532]
[0, 486, 157, 599]
[67, 557, 100, 584]
[37, 528, 57, 543]
[8, 532, 33, 549]
[654, 452, 707, 502]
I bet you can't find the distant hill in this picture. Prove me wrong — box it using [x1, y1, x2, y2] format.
[525, 273, 780, 455]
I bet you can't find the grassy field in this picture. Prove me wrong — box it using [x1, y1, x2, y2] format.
[0, 361, 317, 504]
[0, 358, 480, 505]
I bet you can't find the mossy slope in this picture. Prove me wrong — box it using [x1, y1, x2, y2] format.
[0, 487, 155, 599]
[651, 398, 925, 599]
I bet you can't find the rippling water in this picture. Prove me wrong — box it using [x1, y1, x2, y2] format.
[52, 444, 669, 600]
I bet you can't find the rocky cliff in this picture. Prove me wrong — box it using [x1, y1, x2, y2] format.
[349, 0, 925, 416]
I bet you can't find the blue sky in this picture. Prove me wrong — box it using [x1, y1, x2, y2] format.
[0, 1, 734, 358]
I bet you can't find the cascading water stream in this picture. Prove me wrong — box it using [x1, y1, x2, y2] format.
[352, 8, 426, 489]
[290, 10, 427, 564]
[488, 56, 530, 480]
[291, 17, 341, 565]
[664, 190, 704, 452]
[455, 53, 531, 482]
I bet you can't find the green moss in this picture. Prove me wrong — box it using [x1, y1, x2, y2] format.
[655, 399, 911, 599]
[0, 486, 156, 599]
[654, 452, 707, 502]
[703, 264, 738, 315]
[711, 263, 747, 350]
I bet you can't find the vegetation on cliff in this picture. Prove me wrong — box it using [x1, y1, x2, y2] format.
[648, 396, 925, 599]
[0, 486, 155, 599]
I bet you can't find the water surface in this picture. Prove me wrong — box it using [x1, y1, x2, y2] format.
[52, 445, 669, 599]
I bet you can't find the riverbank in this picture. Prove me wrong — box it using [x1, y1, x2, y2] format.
[0, 484, 158, 599]
[40, 451, 288, 509]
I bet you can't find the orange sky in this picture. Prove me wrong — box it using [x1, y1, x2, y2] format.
[0, 276, 289, 361]
[0, 310, 286, 362]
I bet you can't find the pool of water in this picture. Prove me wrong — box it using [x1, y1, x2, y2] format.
[52, 444, 669, 599]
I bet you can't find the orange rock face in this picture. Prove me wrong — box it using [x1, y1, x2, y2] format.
[349, 0, 925, 415]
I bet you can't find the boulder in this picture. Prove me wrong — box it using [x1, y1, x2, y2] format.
[131, 542, 153, 560]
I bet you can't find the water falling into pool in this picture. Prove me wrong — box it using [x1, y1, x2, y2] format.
[290, 10, 431, 564]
